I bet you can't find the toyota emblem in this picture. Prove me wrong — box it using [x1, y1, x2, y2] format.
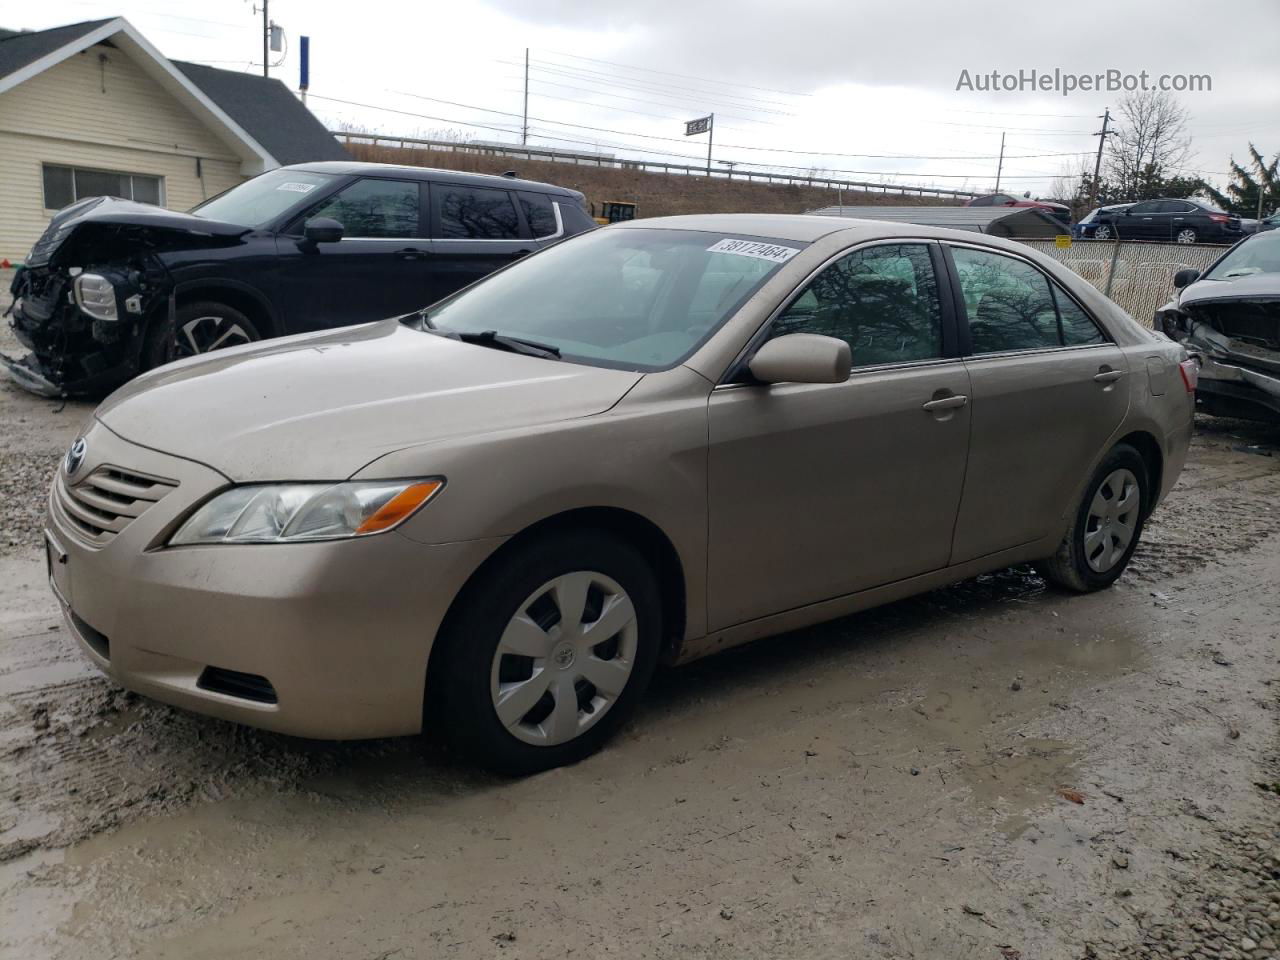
[65, 437, 87, 477]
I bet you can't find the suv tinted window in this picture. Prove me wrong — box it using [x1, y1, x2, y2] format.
[517, 191, 558, 238]
[771, 243, 943, 367]
[951, 247, 1059, 352]
[437, 185, 522, 239]
[308, 178, 420, 238]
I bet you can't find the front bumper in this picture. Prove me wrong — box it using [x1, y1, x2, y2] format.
[47, 420, 504, 739]
[1194, 354, 1280, 421]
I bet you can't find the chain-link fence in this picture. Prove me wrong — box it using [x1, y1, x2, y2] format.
[1016, 238, 1225, 327]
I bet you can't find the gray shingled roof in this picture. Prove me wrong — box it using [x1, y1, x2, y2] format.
[0, 19, 111, 78]
[173, 61, 348, 165]
[807, 205, 1070, 238]
[1, 18, 347, 167]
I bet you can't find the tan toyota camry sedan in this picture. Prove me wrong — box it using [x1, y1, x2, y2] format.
[46, 214, 1195, 773]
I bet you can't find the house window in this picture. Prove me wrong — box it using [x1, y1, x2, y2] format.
[42, 164, 164, 210]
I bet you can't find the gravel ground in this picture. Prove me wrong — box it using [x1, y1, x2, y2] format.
[1, 271, 1279, 959]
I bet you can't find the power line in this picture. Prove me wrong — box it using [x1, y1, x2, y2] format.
[542, 49, 813, 98]
[518, 75, 775, 126]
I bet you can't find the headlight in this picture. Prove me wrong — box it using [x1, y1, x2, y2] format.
[169, 479, 444, 545]
[73, 273, 118, 322]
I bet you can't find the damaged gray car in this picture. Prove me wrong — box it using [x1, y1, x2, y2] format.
[1157, 229, 1280, 422]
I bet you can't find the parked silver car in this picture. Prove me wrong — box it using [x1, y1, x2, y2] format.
[46, 215, 1194, 773]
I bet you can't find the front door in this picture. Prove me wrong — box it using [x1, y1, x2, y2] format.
[945, 244, 1130, 562]
[274, 176, 431, 331]
[707, 242, 971, 630]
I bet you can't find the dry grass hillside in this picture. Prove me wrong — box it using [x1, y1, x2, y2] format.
[343, 140, 959, 219]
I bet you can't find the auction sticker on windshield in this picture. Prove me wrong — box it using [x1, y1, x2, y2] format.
[707, 238, 800, 263]
[276, 182, 318, 193]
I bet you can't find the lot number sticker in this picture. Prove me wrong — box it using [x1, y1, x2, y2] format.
[276, 182, 318, 193]
[707, 238, 800, 264]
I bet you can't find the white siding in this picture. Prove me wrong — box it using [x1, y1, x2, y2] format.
[0, 42, 246, 260]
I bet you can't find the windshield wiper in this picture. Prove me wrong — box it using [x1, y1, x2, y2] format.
[435, 326, 561, 360]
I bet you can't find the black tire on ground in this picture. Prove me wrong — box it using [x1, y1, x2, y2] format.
[141, 300, 261, 372]
[1035, 443, 1149, 593]
[435, 530, 662, 776]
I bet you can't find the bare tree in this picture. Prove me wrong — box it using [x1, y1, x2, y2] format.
[1104, 90, 1194, 200]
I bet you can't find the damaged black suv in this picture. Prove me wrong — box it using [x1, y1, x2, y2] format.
[3, 161, 594, 396]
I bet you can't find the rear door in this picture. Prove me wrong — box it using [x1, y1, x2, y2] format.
[273, 176, 430, 329]
[945, 244, 1129, 563]
[707, 241, 972, 630]
[426, 183, 533, 302]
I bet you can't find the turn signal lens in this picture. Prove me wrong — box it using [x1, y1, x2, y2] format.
[356, 480, 444, 534]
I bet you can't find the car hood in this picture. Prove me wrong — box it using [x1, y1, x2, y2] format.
[1180, 272, 1280, 306]
[95, 320, 643, 480]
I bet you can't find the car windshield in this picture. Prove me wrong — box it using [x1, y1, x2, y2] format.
[1204, 230, 1280, 280]
[190, 169, 338, 227]
[419, 228, 803, 371]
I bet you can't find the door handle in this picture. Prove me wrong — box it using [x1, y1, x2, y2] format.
[1093, 369, 1124, 383]
[512, 248, 534, 259]
[922, 395, 968, 412]
[396, 247, 428, 260]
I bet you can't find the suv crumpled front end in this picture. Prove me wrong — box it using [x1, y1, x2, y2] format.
[1157, 274, 1280, 422]
[2, 197, 247, 397]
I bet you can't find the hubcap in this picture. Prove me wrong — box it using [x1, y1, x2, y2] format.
[489, 571, 638, 747]
[1083, 468, 1140, 573]
[1095, 226, 1111, 240]
[178, 314, 254, 358]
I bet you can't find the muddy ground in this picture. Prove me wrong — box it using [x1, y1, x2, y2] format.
[2, 301, 1279, 959]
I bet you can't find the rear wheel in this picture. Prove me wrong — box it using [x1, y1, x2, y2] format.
[1036, 444, 1148, 593]
[1175, 227, 1198, 244]
[435, 531, 661, 775]
[142, 300, 261, 371]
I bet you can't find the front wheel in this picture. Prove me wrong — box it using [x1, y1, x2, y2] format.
[1093, 224, 1112, 241]
[141, 301, 261, 371]
[1175, 227, 1198, 244]
[1035, 444, 1148, 593]
[436, 531, 662, 775]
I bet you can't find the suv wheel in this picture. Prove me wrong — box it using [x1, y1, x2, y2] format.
[142, 301, 261, 371]
[437, 531, 662, 775]
[1036, 444, 1148, 593]
[1175, 227, 1198, 244]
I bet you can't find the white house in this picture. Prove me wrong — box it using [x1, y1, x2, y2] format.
[0, 17, 346, 260]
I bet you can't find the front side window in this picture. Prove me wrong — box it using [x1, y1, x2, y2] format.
[436, 185, 522, 239]
[770, 243, 944, 367]
[43, 163, 164, 210]
[952, 247, 1106, 352]
[422, 228, 801, 371]
[308, 178, 420, 238]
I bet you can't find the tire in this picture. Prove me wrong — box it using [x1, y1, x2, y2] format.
[141, 300, 261, 372]
[1175, 227, 1198, 244]
[1035, 444, 1149, 593]
[435, 530, 662, 775]
[1093, 225, 1112, 241]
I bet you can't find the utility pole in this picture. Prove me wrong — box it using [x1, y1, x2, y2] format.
[261, 0, 268, 77]
[994, 132, 1005, 192]
[1090, 107, 1112, 208]
[706, 113, 714, 177]
[522, 48, 529, 146]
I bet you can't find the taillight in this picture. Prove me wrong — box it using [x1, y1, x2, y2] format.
[1208, 213, 1229, 224]
[1178, 358, 1199, 392]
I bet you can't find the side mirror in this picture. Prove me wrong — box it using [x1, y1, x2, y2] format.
[303, 217, 344, 244]
[1173, 268, 1200, 289]
[748, 334, 852, 385]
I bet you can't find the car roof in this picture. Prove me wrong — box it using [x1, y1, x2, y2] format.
[613, 212, 1067, 249]
[283, 161, 583, 197]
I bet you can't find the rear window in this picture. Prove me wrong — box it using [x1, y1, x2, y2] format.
[436, 185, 522, 239]
[517, 192, 559, 238]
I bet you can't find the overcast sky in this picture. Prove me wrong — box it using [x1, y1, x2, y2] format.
[12, 0, 1280, 196]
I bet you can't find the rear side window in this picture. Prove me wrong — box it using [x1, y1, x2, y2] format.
[771, 243, 944, 367]
[308, 178, 420, 238]
[436, 185, 522, 239]
[517, 191, 558, 238]
[951, 247, 1106, 352]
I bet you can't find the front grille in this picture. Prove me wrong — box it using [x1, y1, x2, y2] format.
[197, 667, 278, 704]
[55, 464, 178, 547]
